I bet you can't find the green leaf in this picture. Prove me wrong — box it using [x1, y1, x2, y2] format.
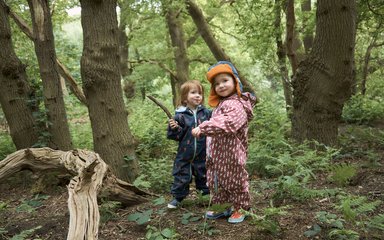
[181, 219, 189, 225]
[153, 196, 165, 205]
[189, 216, 201, 222]
[136, 214, 151, 225]
[161, 228, 174, 238]
[182, 212, 192, 219]
[304, 224, 321, 237]
[127, 212, 141, 221]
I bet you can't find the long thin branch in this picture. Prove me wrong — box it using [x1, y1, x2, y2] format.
[147, 95, 173, 119]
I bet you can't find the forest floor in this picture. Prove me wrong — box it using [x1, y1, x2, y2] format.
[1, 123, 384, 240]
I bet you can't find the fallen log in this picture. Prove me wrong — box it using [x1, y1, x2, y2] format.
[0, 147, 153, 240]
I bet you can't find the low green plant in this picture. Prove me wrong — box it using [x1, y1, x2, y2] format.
[181, 212, 201, 225]
[136, 157, 173, 193]
[342, 94, 384, 124]
[0, 201, 7, 211]
[316, 211, 344, 229]
[328, 228, 359, 240]
[127, 209, 153, 225]
[247, 202, 290, 235]
[10, 226, 42, 240]
[181, 191, 210, 207]
[196, 222, 220, 236]
[145, 225, 179, 240]
[273, 175, 338, 202]
[366, 213, 384, 231]
[327, 163, 357, 186]
[0, 133, 16, 160]
[99, 200, 121, 223]
[16, 194, 49, 214]
[336, 195, 381, 223]
[0, 228, 7, 239]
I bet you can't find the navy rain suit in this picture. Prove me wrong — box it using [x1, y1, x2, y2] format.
[167, 105, 211, 200]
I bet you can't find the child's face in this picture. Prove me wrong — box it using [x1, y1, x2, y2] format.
[185, 86, 203, 109]
[213, 73, 236, 98]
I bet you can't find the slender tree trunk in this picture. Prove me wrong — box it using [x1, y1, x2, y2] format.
[119, 19, 135, 99]
[165, 6, 189, 106]
[291, 0, 356, 146]
[185, 0, 255, 94]
[27, 0, 72, 150]
[361, 41, 375, 96]
[274, 0, 292, 114]
[80, 0, 139, 182]
[0, 2, 38, 149]
[5, 4, 87, 105]
[285, 0, 298, 75]
[360, 23, 384, 95]
[301, 0, 314, 53]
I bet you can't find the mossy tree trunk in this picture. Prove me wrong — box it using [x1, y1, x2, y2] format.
[27, 0, 72, 150]
[165, 5, 189, 107]
[0, 2, 39, 149]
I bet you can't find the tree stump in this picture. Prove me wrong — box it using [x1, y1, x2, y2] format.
[0, 147, 153, 240]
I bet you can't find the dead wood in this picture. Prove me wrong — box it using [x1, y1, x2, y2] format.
[147, 95, 173, 119]
[0, 147, 153, 240]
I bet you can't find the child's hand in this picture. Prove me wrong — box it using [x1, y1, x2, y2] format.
[169, 119, 179, 129]
[192, 127, 201, 138]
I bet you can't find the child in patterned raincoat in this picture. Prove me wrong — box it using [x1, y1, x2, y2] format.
[192, 61, 257, 223]
[167, 80, 211, 208]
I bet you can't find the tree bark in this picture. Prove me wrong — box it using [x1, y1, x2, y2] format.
[0, 1, 39, 149]
[165, 6, 189, 107]
[27, 0, 72, 150]
[360, 22, 384, 95]
[185, 0, 255, 94]
[5, 2, 87, 105]
[291, 0, 356, 146]
[0, 147, 152, 240]
[80, 0, 139, 182]
[285, 0, 299, 75]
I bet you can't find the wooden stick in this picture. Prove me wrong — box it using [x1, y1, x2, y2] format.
[147, 95, 173, 119]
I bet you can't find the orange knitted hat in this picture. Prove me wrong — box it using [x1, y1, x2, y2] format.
[206, 61, 243, 107]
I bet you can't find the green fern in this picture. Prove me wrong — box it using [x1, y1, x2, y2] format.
[328, 163, 357, 186]
[366, 213, 384, 231]
[336, 196, 381, 222]
[274, 176, 338, 201]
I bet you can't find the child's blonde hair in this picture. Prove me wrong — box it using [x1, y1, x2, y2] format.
[177, 80, 205, 107]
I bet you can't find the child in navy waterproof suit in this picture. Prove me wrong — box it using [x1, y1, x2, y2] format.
[167, 80, 211, 208]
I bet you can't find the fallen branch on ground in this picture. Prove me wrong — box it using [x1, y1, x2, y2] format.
[0, 147, 154, 240]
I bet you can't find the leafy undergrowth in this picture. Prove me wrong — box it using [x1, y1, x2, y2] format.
[0, 158, 383, 239]
[0, 124, 384, 240]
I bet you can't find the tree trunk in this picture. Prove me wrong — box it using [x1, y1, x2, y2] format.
[80, 0, 139, 182]
[0, 2, 39, 149]
[360, 24, 384, 95]
[291, 0, 356, 146]
[0, 147, 152, 240]
[185, 0, 255, 94]
[5, 4, 87, 105]
[165, 6, 189, 106]
[285, 0, 299, 75]
[274, 0, 292, 114]
[27, 0, 72, 150]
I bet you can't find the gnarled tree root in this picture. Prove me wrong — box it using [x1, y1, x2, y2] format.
[0, 147, 153, 240]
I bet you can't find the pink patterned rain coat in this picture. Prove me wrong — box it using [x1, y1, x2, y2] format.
[198, 93, 256, 210]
